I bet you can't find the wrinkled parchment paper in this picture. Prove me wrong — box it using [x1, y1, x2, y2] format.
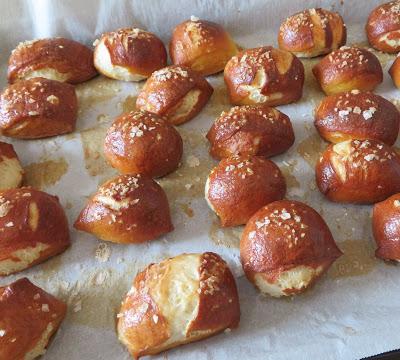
[1, 0, 400, 359]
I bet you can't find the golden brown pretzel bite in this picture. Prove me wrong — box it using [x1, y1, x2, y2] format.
[74, 174, 173, 244]
[0, 187, 70, 276]
[94, 28, 167, 81]
[205, 155, 286, 227]
[169, 17, 238, 76]
[117, 252, 240, 359]
[224, 46, 305, 106]
[312, 46, 383, 95]
[207, 105, 295, 159]
[366, 1, 400, 53]
[316, 139, 400, 204]
[0, 77, 77, 139]
[8, 38, 97, 84]
[136, 65, 213, 125]
[278, 8, 346, 58]
[0, 278, 67, 360]
[314, 90, 400, 145]
[240, 200, 342, 297]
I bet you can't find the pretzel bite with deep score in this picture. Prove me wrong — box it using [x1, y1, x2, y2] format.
[0, 187, 70, 276]
[0, 77, 78, 139]
[314, 90, 400, 145]
[169, 16, 238, 76]
[316, 139, 400, 204]
[366, 1, 400, 53]
[389, 55, 400, 88]
[74, 174, 173, 244]
[8, 38, 97, 84]
[224, 46, 304, 106]
[0, 278, 66, 360]
[94, 28, 167, 81]
[373, 193, 400, 261]
[278, 8, 346, 58]
[312, 46, 383, 95]
[207, 105, 295, 160]
[117, 252, 240, 359]
[136, 65, 213, 125]
[205, 156, 286, 227]
[240, 200, 342, 297]
[0, 142, 23, 190]
[104, 110, 183, 177]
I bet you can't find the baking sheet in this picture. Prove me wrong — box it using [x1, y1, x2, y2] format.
[1, 0, 400, 359]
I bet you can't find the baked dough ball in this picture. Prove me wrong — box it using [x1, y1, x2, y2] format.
[389, 55, 400, 88]
[0, 142, 23, 190]
[0, 278, 66, 360]
[366, 1, 400, 53]
[94, 28, 167, 81]
[224, 46, 305, 106]
[169, 17, 238, 76]
[207, 105, 295, 160]
[240, 200, 342, 297]
[316, 139, 400, 204]
[8, 38, 97, 84]
[117, 252, 240, 359]
[136, 65, 213, 125]
[278, 8, 346, 58]
[205, 155, 286, 227]
[312, 46, 383, 95]
[104, 110, 183, 177]
[373, 193, 400, 261]
[0, 77, 78, 139]
[0, 187, 70, 276]
[314, 90, 400, 145]
[74, 174, 173, 244]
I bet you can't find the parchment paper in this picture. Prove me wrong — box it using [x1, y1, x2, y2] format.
[0, 0, 400, 359]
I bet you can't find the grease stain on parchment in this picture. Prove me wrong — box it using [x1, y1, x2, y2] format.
[79, 126, 117, 180]
[24, 158, 68, 189]
[179, 202, 194, 218]
[329, 239, 377, 278]
[75, 76, 122, 113]
[297, 133, 326, 168]
[158, 129, 217, 213]
[209, 218, 242, 248]
[300, 57, 324, 104]
[280, 160, 300, 189]
[121, 95, 137, 113]
[205, 86, 231, 117]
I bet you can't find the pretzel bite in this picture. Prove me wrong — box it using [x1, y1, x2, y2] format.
[240, 200, 342, 297]
[0, 142, 23, 190]
[8, 38, 97, 84]
[314, 90, 400, 145]
[224, 46, 304, 106]
[389, 55, 400, 88]
[104, 111, 183, 177]
[0, 278, 66, 360]
[366, 1, 400, 53]
[312, 46, 383, 95]
[205, 155, 286, 227]
[206, 105, 295, 160]
[278, 8, 346, 58]
[94, 28, 167, 81]
[0, 77, 78, 139]
[373, 193, 400, 261]
[136, 65, 213, 125]
[169, 17, 238, 76]
[117, 252, 240, 359]
[316, 139, 400, 204]
[74, 174, 173, 244]
[0, 187, 70, 276]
